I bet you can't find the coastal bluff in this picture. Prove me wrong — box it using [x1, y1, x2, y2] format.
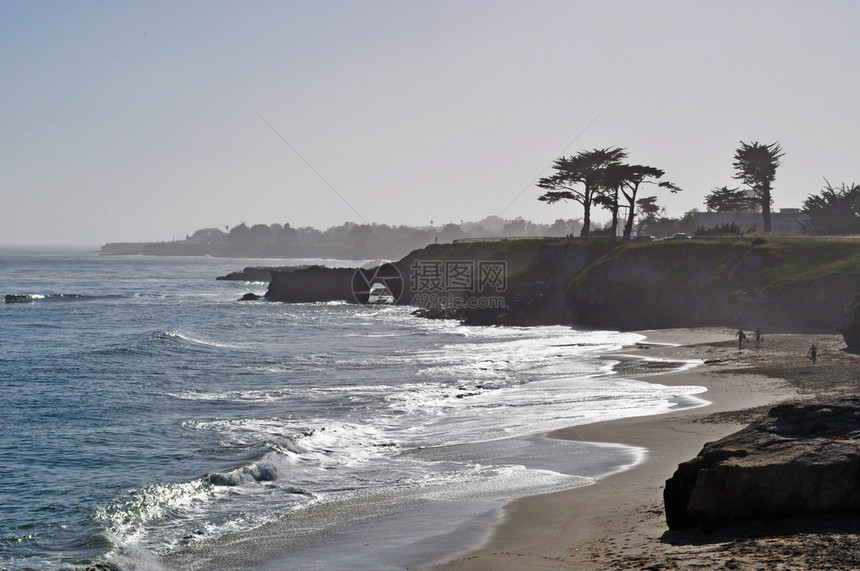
[262, 238, 860, 336]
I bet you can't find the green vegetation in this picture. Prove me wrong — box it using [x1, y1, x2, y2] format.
[695, 223, 746, 236]
[801, 180, 860, 235]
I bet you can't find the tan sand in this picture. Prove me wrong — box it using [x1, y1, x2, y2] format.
[430, 328, 860, 570]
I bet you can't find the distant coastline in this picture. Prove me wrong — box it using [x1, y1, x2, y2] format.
[100, 216, 579, 261]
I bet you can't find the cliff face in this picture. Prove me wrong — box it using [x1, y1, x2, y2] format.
[567, 241, 860, 331]
[263, 238, 860, 334]
[267, 266, 356, 303]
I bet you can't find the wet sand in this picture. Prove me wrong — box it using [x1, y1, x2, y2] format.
[431, 328, 860, 570]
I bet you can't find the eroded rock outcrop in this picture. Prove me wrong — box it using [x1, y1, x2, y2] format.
[217, 266, 298, 281]
[841, 294, 860, 350]
[665, 401, 860, 531]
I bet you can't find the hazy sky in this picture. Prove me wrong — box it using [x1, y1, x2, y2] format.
[3, 1, 858, 245]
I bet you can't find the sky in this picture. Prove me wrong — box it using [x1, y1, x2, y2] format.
[2, 1, 859, 245]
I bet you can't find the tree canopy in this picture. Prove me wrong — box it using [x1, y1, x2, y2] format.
[801, 180, 860, 235]
[537, 148, 626, 236]
[732, 141, 784, 233]
[704, 186, 758, 212]
[538, 148, 678, 238]
[605, 163, 680, 239]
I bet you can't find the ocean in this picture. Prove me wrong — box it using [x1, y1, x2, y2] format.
[0, 248, 706, 570]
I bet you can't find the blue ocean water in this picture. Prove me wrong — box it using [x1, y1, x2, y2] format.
[0, 248, 705, 570]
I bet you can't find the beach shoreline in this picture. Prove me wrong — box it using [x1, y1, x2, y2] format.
[429, 327, 857, 570]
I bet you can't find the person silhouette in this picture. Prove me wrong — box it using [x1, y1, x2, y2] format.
[754, 328, 763, 348]
[736, 329, 746, 350]
[808, 344, 818, 364]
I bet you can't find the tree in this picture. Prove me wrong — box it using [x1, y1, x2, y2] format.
[348, 224, 375, 249]
[801, 180, 860, 235]
[694, 222, 745, 236]
[635, 196, 662, 235]
[732, 141, 784, 233]
[637, 196, 662, 219]
[704, 186, 758, 212]
[503, 218, 527, 236]
[537, 148, 627, 236]
[546, 218, 577, 237]
[605, 163, 680, 239]
[248, 224, 274, 248]
[593, 183, 622, 238]
[438, 223, 465, 242]
[276, 223, 298, 248]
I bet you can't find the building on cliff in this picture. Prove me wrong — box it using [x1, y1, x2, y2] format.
[692, 208, 809, 235]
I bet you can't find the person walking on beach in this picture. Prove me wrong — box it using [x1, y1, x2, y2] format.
[754, 328, 763, 348]
[736, 329, 746, 350]
[808, 344, 818, 364]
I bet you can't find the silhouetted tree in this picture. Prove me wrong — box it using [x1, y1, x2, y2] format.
[348, 224, 375, 251]
[537, 148, 627, 236]
[802, 180, 860, 235]
[733, 141, 784, 233]
[605, 163, 680, 239]
[228, 222, 249, 241]
[248, 224, 274, 248]
[704, 186, 758, 212]
[635, 196, 662, 234]
[637, 196, 661, 218]
[275, 223, 297, 248]
[695, 222, 745, 236]
[547, 218, 577, 237]
[503, 218, 527, 236]
[438, 223, 465, 242]
[409, 229, 432, 249]
[593, 184, 622, 238]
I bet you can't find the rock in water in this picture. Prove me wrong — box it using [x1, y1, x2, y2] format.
[239, 293, 261, 301]
[664, 401, 860, 531]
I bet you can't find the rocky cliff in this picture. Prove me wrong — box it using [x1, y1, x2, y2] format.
[566, 240, 860, 331]
[262, 238, 860, 334]
[267, 266, 357, 303]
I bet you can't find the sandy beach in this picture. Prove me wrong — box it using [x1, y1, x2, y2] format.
[430, 328, 860, 570]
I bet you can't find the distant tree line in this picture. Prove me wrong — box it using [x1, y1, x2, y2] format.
[147, 216, 581, 259]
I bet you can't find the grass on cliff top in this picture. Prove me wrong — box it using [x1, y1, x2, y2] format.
[568, 238, 860, 291]
[401, 239, 549, 276]
[754, 240, 860, 287]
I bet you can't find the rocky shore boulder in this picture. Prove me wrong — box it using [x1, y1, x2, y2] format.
[665, 401, 860, 532]
[840, 294, 860, 350]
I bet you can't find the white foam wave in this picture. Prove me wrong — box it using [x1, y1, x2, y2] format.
[155, 330, 239, 349]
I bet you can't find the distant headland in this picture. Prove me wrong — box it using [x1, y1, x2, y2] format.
[100, 217, 579, 260]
